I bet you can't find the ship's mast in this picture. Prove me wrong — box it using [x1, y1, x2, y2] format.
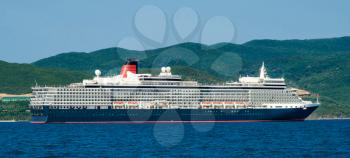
[259, 62, 267, 80]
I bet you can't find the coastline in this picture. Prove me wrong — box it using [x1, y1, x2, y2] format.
[0, 120, 29, 122]
[1, 118, 350, 123]
[308, 117, 350, 120]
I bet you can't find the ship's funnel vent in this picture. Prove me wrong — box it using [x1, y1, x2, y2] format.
[120, 59, 138, 78]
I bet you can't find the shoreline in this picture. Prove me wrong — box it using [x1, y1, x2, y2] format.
[308, 117, 350, 120]
[1, 118, 350, 123]
[0, 120, 30, 122]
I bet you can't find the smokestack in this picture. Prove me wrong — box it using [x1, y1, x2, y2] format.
[120, 59, 138, 78]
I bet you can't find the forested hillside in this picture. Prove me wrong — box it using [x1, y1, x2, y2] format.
[2, 37, 349, 118]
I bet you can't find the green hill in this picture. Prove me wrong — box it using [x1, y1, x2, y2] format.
[10, 36, 350, 118]
[0, 60, 91, 94]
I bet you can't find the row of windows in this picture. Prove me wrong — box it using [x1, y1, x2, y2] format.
[32, 88, 301, 105]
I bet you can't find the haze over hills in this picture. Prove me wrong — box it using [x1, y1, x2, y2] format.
[1, 36, 350, 118]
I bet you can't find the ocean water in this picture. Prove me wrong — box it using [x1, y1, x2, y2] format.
[0, 120, 350, 158]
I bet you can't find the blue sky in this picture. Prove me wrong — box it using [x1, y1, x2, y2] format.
[0, 0, 349, 63]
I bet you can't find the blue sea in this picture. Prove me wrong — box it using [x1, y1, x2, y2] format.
[1, 120, 350, 157]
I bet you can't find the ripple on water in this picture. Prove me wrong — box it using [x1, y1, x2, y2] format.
[0, 120, 349, 157]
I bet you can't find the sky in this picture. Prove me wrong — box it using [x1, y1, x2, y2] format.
[0, 0, 349, 63]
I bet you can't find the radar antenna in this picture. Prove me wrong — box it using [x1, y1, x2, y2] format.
[34, 79, 38, 87]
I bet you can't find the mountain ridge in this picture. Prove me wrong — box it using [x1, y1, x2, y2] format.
[0, 60, 91, 94]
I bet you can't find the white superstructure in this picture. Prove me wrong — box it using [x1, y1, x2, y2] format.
[30, 63, 318, 110]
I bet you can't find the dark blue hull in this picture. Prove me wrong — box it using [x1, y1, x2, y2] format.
[31, 106, 318, 123]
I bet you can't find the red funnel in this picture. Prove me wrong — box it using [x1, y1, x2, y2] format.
[120, 59, 138, 78]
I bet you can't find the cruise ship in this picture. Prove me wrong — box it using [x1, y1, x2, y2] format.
[30, 59, 319, 123]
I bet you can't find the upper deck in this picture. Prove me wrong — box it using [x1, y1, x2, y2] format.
[77, 60, 286, 89]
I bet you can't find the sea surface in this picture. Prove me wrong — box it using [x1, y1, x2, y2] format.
[0, 120, 350, 158]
